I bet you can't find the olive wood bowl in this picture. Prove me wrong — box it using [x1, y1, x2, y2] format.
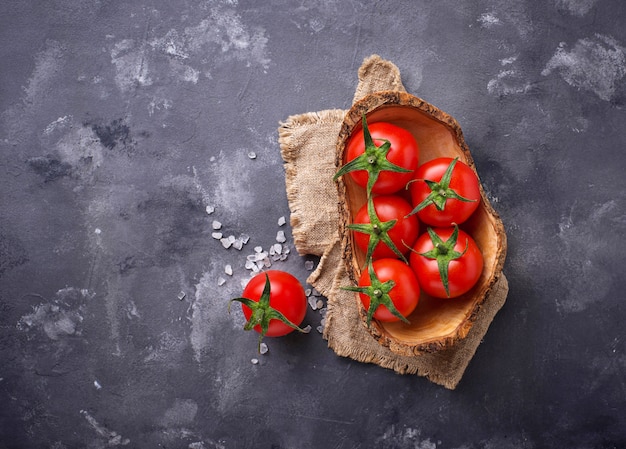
[335, 91, 507, 356]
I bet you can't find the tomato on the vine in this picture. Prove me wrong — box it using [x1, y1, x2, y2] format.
[351, 195, 419, 261]
[409, 157, 480, 227]
[348, 258, 420, 323]
[409, 225, 483, 298]
[337, 117, 419, 195]
[229, 270, 307, 351]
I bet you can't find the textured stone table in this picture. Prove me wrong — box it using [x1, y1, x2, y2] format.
[1, 1, 625, 447]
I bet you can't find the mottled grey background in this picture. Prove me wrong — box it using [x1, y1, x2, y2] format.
[1, 0, 625, 448]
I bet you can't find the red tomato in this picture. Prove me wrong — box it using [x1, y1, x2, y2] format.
[345, 121, 419, 194]
[352, 195, 419, 260]
[409, 157, 480, 227]
[239, 270, 307, 337]
[409, 226, 483, 298]
[356, 259, 420, 322]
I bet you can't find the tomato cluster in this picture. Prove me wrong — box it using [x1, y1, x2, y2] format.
[229, 116, 488, 351]
[337, 115, 485, 325]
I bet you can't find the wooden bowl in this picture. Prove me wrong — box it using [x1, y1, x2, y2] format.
[335, 91, 507, 356]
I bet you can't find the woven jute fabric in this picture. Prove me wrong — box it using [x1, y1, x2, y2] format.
[278, 55, 508, 389]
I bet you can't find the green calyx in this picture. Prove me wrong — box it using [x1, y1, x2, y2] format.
[417, 224, 468, 297]
[333, 114, 412, 196]
[347, 196, 407, 266]
[342, 261, 410, 326]
[228, 273, 306, 352]
[407, 157, 476, 216]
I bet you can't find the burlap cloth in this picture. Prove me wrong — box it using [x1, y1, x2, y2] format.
[278, 55, 508, 389]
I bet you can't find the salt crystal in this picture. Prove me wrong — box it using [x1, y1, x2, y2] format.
[279, 254, 288, 261]
[259, 343, 268, 354]
[228, 235, 236, 243]
[276, 231, 286, 243]
[302, 325, 312, 334]
[232, 239, 243, 250]
[212, 220, 222, 230]
[212, 232, 223, 239]
[248, 151, 257, 159]
[225, 265, 233, 276]
[177, 291, 186, 301]
[316, 299, 324, 309]
[308, 296, 318, 310]
[278, 216, 286, 226]
[217, 277, 226, 286]
[305, 288, 312, 297]
[254, 246, 263, 253]
[311, 288, 321, 297]
[245, 260, 255, 270]
[316, 325, 324, 334]
[273, 243, 282, 254]
[205, 205, 215, 214]
[239, 234, 250, 244]
[304, 260, 314, 271]
[251, 358, 259, 365]
[220, 238, 232, 249]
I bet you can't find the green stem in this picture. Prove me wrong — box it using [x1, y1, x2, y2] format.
[228, 273, 306, 352]
[334, 114, 412, 197]
[342, 261, 410, 325]
[407, 157, 477, 216]
[414, 224, 468, 297]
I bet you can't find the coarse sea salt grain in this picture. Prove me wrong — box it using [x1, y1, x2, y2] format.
[278, 216, 286, 226]
[217, 277, 226, 286]
[205, 205, 215, 215]
[212, 232, 223, 239]
[225, 264, 233, 276]
[212, 220, 222, 230]
[259, 342, 268, 354]
[276, 231, 286, 243]
[304, 260, 314, 271]
[248, 152, 256, 159]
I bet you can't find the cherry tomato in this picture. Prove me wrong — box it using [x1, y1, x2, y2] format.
[409, 157, 480, 227]
[345, 121, 419, 194]
[356, 259, 420, 322]
[234, 270, 307, 338]
[352, 195, 419, 260]
[409, 226, 483, 298]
